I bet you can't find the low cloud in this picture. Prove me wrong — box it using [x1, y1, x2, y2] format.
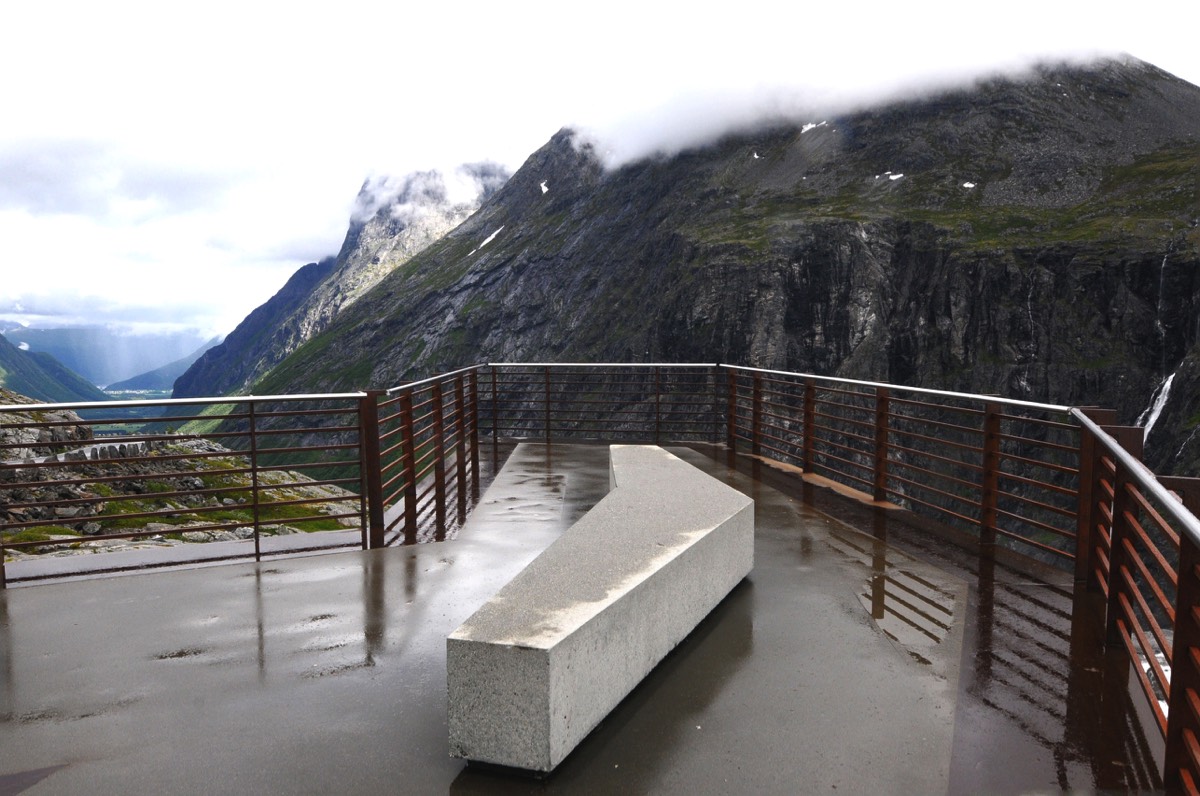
[573, 51, 1117, 169]
[350, 161, 512, 226]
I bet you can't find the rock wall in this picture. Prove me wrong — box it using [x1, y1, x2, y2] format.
[247, 59, 1200, 473]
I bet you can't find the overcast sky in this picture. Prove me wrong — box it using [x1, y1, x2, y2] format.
[1, 0, 1197, 338]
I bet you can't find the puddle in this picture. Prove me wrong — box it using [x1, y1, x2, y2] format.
[824, 524, 965, 678]
[154, 647, 207, 660]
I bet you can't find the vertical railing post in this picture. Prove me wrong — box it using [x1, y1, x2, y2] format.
[469, 369, 480, 498]
[979, 401, 1002, 558]
[0, 418, 9, 584]
[490, 366, 499, 447]
[399, 391, 418, 541]
[1075, 408, 1118, 589]
[726, 370, 737, 451]
[1103, 426, 1144, 646]
[454, 376, 468, 521]
[0, 443, 7, 585]
[751, 373, 763, 457]
[359, 391, 385, 550]
[802, 378, 816, 473]
[654, 366, 662, 444]
[712, 365, 721, 444]
[432, 381, 447, 533]
[544, 366, 552, 443]
[248, 400, 262, 562]
[873, 387, 890, 502]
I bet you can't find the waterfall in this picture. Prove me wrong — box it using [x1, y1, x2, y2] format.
[1138, 372, 1176, 443]
[1156, 254, 1168, 375]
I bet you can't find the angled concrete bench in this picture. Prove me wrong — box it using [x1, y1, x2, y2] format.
[447, 445, 754, 773]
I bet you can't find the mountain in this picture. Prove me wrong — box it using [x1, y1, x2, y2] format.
[246, 56, 1198, 473]
[172, 164, 510, 399]
[106, 336, 222, 392]
[0, 332, 111, 403]
[2, 326, 213, 387]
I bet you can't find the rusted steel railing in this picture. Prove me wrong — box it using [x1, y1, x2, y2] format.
[482, 363, 721, 444]
[1072, 408, 1200, 792]
[379, 366, 481, 545]
[0, 393, 373, 586]
[723, 366, 1082, 564]
[0, 376, 484, 586]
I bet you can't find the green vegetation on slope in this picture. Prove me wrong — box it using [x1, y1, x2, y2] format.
[0, 333, 111, 404]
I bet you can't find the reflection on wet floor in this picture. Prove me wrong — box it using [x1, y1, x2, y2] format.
[700, 445, 1165, 793]
[381, 442, 519, 545]
[824, 521, 963, 675]
[882, 531, 1165, 792]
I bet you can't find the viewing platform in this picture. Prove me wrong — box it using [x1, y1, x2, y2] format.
[0, 442, 1160, 794]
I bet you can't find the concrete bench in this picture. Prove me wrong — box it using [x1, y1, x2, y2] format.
[447, 445, 754, 773]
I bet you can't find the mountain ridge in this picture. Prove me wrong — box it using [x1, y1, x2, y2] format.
[243, 56, 1198, 474]
[0, 333, 111, 403]
[172, 164, 510, 399]
[107, 336, 222, 392]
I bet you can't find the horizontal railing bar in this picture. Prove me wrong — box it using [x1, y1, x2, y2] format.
[1073, 408, 1200, 548]
[2, 523, 254, 548]
[885, 428, 983, 455]
[1117, 605, 1169, 737]
[887, 442, 984, 475]
[487, 362, 717, 369]
[996, 432, 1079, 456]
[384, 364, 485, 395]
[886, 488, 981, 527]
[999, 414, 1079, 433]
[889, 395, 984, 418]
[992, 526, 1074, 560]
[887, 472, 980, 513]
[1128, 483, 1183, 550]
[998, 470, 1077, 498]
[1000, 450, 1079, 476]
[1123, 505, 1180, 591]
[996, 489, 1077, 519]
[1120, 537, 1176, 635]
[993, 508, 1075, 540]
[888, 459, 982, 494]
[727, 364, 1073, 413]
[0, 393, 369, 414]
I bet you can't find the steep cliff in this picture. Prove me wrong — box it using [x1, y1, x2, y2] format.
[173, 164, 510, 398]
[253, 57, 1199, 472]
[172, 257, 337, 398]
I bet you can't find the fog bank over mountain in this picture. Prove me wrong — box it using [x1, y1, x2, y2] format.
[574, 52, 1149, 168]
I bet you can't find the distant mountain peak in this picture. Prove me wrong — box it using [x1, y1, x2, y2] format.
[173, 161, 512, 398]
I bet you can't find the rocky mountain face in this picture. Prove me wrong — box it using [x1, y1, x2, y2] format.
[173, 164, 510, 398]
[250, 57, 1199, 474]
[0, 387, 94, 458]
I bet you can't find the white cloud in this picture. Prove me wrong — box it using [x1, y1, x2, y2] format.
[0, 0, 1196, 336]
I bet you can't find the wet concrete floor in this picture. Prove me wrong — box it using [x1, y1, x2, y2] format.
[0, 443, 1160, 794]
